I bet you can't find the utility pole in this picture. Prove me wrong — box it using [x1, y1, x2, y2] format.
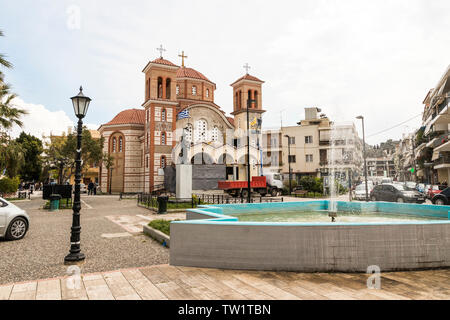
[356, 115, 369, 201]
[284, 134, 292, 195]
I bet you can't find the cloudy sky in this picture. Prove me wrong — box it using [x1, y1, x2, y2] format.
[1, 0, 449, 143]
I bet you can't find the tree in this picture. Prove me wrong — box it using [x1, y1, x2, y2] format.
[43, 128, 104, 184]
[15, 132, 43, 182]
[0, 30, 26, 131]
[0, 133, 25, 178]
[102, 152, 114, 194]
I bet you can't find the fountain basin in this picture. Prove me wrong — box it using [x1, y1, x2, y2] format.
[170, 200, 450, 272]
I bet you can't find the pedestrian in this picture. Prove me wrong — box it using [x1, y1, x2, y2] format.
[87, 181, 94, 195]
[93, 182, 97, 195]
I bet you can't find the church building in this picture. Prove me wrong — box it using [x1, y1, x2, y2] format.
[98, 48, 265, 193]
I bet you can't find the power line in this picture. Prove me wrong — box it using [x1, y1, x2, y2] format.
[366, 113, 422, 138]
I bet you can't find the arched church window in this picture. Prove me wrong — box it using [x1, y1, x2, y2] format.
[176, 85, 180, 95]
[195, 119, 207, 142]
[212, 126, 219, 142]
[161, 156, 166, 168]
[157, 77, 163, 98]
[112, 137, 116, 152]
[165, 78, 171, 99]
[192, 86, 197, 96]
[184, 124, 193, 142]
[119, 137, 123, 152]
[206, 89, 209, 98]
[161, 132, 166, 145]
[161, 108, 166, 122]
[248, 90, 252, 107]
[254, 91, 258, 108]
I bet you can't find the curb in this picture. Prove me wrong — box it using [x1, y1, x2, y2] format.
[143, 225, 170, 248]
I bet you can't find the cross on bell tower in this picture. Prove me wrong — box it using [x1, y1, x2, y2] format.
[156, 44, 166, 58]
[243, 63, 251, 74]
[178, 51, 188, 67]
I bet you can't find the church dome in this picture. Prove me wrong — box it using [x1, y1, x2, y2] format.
[176, 67, 214, 84]
[104, 109, 145, 126]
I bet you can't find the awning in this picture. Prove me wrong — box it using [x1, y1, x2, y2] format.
[435, 140, 450, 153]
[426, 137, 437, 147]
[432, 150, 440, 161]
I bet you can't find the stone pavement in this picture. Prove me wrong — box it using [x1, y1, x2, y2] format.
[1, 264, 449, 300]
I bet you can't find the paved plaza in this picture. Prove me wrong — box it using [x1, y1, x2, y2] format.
[1, 264, 450, 300]
[0, 193, 447, 300]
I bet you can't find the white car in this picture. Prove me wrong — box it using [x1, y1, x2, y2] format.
[353, 183, 373, 200]
[0, 197, 30, 240]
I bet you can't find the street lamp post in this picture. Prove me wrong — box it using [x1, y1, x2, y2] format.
[356, 115, 369, 201]
[246, 98, 256, 203]
[284, 134, 292, 195]
[65, 86, 91, 264]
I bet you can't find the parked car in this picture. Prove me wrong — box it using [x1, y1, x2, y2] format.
[0, 197, 30, 240]
[353, 183, 373, 200]
[416, 183, 425, 193]
[381, 177, 393, 184]
[73, 183, 87, 194]
[427, 185, 445, 199]
[424, 184, 431, 195]
[404, 181, 417, 191]
[431, 187, 450, 205]
[370, 183, 425, 203]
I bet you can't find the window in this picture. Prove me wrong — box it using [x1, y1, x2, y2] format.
[112, 138, 116, 152]
[195, 119, 207, 142]
[157, 77, 163, 98]
[161, 132, 166, 145]
[306, 154, 313, 162]
[184, 124, 193, 142]
[212, 126, 219, 142]
[146, 155, 149, 168]
[192, 86, 197, 95]
[305, 136, 313, 144]
[161, 156, 166, 168]
[288, 155, 296, 163]
[206, 89, 209, 98]
[176, 85, 180, 95]
[119, 137, 123, 152]
[161, 108, 166, 122]
[165, 78, 171, 99]
[289, 136, 295, 144]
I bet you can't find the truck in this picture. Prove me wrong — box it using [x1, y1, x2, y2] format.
[218, 173, 284, 198]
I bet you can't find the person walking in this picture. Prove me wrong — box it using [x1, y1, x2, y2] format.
[93, 182, 97, 195]
[87, 181, 94, 195]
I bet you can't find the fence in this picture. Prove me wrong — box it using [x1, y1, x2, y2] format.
[137, 193, 284, 211]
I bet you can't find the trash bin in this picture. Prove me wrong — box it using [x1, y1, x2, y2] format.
[49, 194, 62, 212]
[157, 196, 168, 214]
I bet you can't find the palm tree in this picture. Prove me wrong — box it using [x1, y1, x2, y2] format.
[0, 30, 13, 70]
[0, 29, 26, 131]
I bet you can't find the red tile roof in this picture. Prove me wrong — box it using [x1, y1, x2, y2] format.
[230, 73, 264, 86]
[151, 57, 178, 67]
[226, 117, 235, 126]
[176, 67, 213, 83]
[104, 109, 145, 126]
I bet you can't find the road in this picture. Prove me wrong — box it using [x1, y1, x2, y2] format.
[0, 194, 170, 285]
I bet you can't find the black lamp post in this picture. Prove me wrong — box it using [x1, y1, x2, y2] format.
[284, 134, 292, 195]
[356, 115, 369, 202]
[65, 86, 91, 264]
[246, 98, 256, 203]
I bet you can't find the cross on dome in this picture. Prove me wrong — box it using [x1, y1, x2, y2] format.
[156, 44, 166, 58]
[243, 63, 251, 74]
[178, 51, 188, 67]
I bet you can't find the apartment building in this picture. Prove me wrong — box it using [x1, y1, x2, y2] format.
[367, 156, 396, 183]
[262, 128, 282, 173]
[394, 132, 415, 182]
[414, 65, 450, 184]
[318, 122, 363, 186]
[280, 107, 331, 181]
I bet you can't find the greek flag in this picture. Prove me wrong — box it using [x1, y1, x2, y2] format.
[177, 109, 190, 120]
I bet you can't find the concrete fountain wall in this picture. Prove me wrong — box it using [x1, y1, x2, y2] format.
[169, 201, 450, 272]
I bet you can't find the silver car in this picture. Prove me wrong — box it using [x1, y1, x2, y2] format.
[0, 197, 30, 240]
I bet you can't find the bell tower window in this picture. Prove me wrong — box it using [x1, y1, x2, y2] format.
[165, 78, 171, 99]
[157, 77, 163, 98]
[192, 86, 197, 96]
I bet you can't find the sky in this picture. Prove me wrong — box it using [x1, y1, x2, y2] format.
[0, 0, 449, 144]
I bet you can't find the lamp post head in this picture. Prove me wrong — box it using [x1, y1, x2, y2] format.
[356, 115, 364, 120]
[71, 86, 91, 119]
[284, 134, 290, 138]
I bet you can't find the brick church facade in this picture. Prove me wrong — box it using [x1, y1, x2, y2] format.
[98, 51, 265, 194]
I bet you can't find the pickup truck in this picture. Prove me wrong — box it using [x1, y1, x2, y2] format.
[218, 173, 283, 198]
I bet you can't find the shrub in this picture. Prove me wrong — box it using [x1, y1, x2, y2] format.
[0, 176, 20, 194]
[148, 219, 180, 235]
